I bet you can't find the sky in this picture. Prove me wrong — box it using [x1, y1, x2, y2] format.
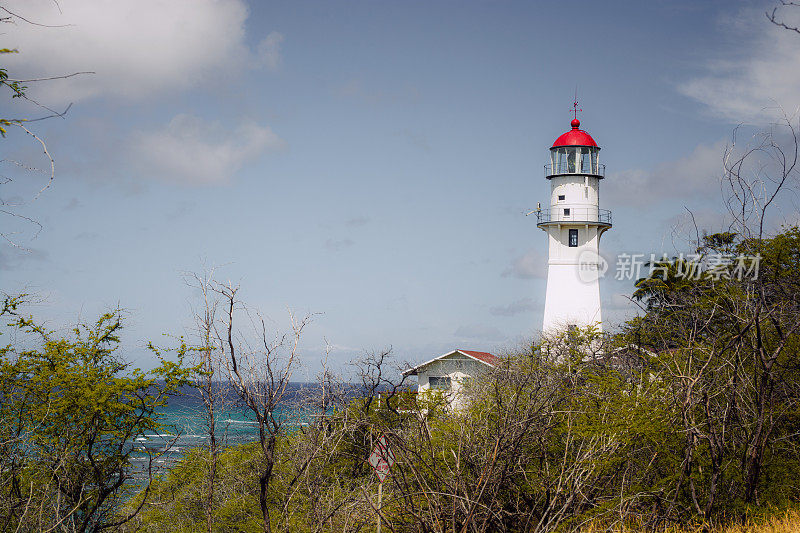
[3, 0, 800, 376]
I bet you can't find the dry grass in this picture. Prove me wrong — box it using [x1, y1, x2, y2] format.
[717, 510, 800, 533]
[579, 509, 800, 533]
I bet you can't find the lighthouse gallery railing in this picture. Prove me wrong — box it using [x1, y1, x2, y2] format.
[535, 208, 612, 226]
[544, 162, 605, 177]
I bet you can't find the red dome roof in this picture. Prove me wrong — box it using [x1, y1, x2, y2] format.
[551, 119, 598, 148]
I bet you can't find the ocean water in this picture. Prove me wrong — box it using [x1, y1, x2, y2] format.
[129, 382, 317, 477]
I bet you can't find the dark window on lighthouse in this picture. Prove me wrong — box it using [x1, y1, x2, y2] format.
[569, 229, 578, 247]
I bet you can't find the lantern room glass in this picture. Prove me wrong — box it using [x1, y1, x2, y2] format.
[551, 147, 576, 173]
[550, 146, 599, 174]
[579, 147, 599, 174]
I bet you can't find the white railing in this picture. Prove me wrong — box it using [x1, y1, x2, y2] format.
[544, 162, 605, 177]
[535, 208, 612, 226]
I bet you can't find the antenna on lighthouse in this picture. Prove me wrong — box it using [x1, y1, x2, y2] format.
[571, 87, 582, 120]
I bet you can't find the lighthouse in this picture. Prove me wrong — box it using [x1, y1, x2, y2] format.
[537, 117, 612, 333]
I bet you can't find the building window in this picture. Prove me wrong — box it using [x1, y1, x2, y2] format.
[564, 208, 570, 216]
[569, 229, 578, 247]
[429, 376, 451, 390]
[558, 194, 565, 201]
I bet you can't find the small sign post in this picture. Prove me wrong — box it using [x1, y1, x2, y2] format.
[366, 435, 395, 533]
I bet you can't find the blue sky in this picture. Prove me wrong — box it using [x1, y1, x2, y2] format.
[3, 0, 800, 375]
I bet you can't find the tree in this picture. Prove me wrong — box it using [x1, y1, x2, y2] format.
[768, 1, 800, 34]
[0, 296, 193, 532]
[182, 268, 231, 533]
[621, 114, 800, 518]
[212, 280, 311, 533]
[1, 6, 89, 248]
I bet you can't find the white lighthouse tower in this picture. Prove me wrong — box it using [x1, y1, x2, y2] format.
[537, 116, 611, 333]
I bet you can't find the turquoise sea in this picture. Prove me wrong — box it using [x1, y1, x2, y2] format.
[129, 383, 315, 478]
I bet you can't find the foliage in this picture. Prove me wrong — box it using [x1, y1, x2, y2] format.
[621, 227, 800, 519]
[0, 47, 26, 137]
[0, 296, 193, 532]
[123, 228, 800, 531]
[121, 443, 265, 533]
[0, 9, 82, 247]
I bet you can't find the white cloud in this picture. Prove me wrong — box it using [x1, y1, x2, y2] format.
[256, 31, 284, 70]
[502, 249, 547, 279]
[131, 114, 285, 184]
[604, 140, 726, 206]
[3, 0, 281, 102]
[679, 8, 800, 124]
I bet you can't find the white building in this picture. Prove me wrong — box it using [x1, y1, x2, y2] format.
[402, 349, 499, 408]
[537, 118, 612, 333]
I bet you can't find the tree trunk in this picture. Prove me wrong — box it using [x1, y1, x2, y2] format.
[259, 468, 273, 533]
[743, 372, 771, 503]
[206, 433, 217, 533]
[259, 436, 276, 533]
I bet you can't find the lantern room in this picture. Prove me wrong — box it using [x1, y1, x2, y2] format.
[546, 119, 604, 177]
